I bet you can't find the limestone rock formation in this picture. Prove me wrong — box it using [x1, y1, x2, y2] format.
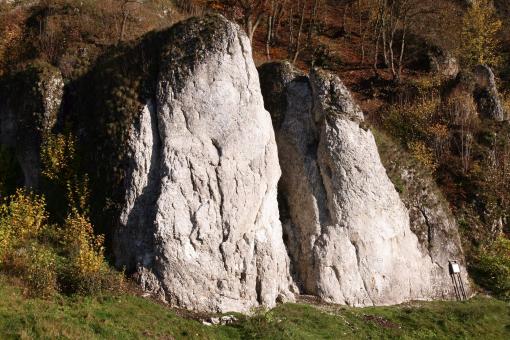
[113, 15, 295, 313]
[426, 47, 459, 79]
[473, 64, 505, 121]
[259, 61, 470, 306]
[403, 169, 468, 284]
[447, 65, 505, 121]
[0, 62, 63, 188]
[376, 134, 470, 301]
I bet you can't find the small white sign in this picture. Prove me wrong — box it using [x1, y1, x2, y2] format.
[451, 263, 460, 273]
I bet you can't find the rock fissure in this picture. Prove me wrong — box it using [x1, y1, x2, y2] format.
[418, 206, 434, 254]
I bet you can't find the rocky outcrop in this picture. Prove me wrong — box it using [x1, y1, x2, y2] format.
[112, 15, 295, 313]
[446, 65, 505, 121]
[473, 64, 505, 121]
[375, 132, 470, 301]
[0, 62, 63, 188]
[426, 47, 459, 78]
[259, 61, 470, 306]
[403, 169, 469, 286]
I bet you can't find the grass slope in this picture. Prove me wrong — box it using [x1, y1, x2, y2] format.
[1, 276, 509, 339]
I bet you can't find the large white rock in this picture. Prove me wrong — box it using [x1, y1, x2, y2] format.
[114, 15, 295, 313]
[259, 62, 470, 306]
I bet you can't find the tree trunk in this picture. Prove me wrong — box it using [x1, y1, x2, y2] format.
[119, 11, 129, 43]
[273, 3, 285, 42]
[389, 27, 396, 79]
[245, 16, 254, 42]
[288, 3, 295, 54]
[307, 0, 319, 47]
[293, 0, 307, 64]
[266, 12, 273, 60]
[396, 21, 407, 81]
[381, 13, 388, 67]
[358, 0, 363, 48]
[373, 26, 381, 74]
[344, 4, 350, 37]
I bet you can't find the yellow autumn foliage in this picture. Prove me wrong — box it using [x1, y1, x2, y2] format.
[409, 140, 438, 173]
[460, 0, 502, 68]
[61, 210, 106, 276]
[0, 189, 48, 244]
[41, 133, 77, 181]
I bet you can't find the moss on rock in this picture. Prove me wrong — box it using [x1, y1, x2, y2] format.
[65, 14, 242, 243]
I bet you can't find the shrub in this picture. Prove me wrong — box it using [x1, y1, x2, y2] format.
[501, 91, 510, 120]
[40, 131, 123, 295]
[0, 191, 58, 297]
[20, 242, 59, 297]
[0, 188, 123, 297]
[0, 5, 24, 76]
[62, 211, 105, 275]
[471, 236, 510, 300]
[382, 96, 440, 146]
[408, 141, 438, 173]
[0, 223, 10, 260]
[41, 132, 91, 217]
[0, 189, 48, 244]
[59, 211, 124, 295]
[41, 133, 76, 182]
[61, 266, 125, 296]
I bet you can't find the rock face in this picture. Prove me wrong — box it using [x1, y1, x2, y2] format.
[473, 64, 505, 121]
[113, 15, 295, 313]
[0, 63, 64, 188]
[376, 134, 470, 302]
[259, 62, 470, 306]
[403, 169, 469, 286]
[447, 65, 505, 121]
[426, 47, 459, 78]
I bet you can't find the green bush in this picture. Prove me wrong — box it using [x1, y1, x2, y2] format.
[0, 189, 48, 259]
[0, 225, 10, 261]
[59, 264, 124, 296]
[20, 242, 59, 297]
[382, 96, 441, 146]
[471, 236, 510, 300]
[0, 191, 57, 297]
[58, 211, 124, 295]
[0, 189, 123, 297]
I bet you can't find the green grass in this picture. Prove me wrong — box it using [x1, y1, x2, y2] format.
[0, 275, 509, 339]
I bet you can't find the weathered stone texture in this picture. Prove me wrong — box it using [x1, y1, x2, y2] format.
[259, 62, 470, 306]
[114, 15, 295, 313]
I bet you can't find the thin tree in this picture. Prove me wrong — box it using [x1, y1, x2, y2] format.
[266, 0, 288, 60]
[118, 0, 145, 44]
[306, 0, 320, 47]
[292, 0, 307, 64]
[224, 0, 270, 42]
